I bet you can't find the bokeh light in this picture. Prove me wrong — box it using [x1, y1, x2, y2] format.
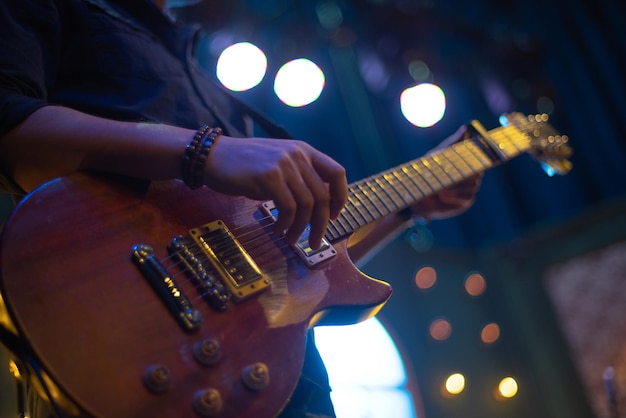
[465, 273, 487, 296]
[415, 266, 437, 290]
[400, 82, 446, 128]
[274, 58, 325, 107]
[429, 318, 452, 341]
[481, 322, 501, 344]
[498, 377, 519, 399]
[445, 373, 466, 395]
[216, 42, 267, 91]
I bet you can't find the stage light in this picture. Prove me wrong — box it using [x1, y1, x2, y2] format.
[400, 82, 446, 128]
[414, 266, 437, 290]
[216, 42, 267, 91]
[444, 373, 466, 395]
[429, 318, 452, 341]
[498, 376, 519, 398]
[274, 59, 325, 107]
[480, 322, 501, 344]
[314, 318, 416, 418]
[464, 272, 486, 296]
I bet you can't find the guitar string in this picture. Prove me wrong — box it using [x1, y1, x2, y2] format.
[142, 128, 527, 305]
[132, 123, 541, 313]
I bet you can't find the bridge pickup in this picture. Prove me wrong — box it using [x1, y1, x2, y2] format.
[261, 201, 337, 267]
[189, 220, 270, 301]
[132, 244, 202, 333]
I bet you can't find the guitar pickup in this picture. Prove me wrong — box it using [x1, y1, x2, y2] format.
[261, 201, 337, 267]
[189, 220, 271, 301]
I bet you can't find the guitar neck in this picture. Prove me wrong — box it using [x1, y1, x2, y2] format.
[325, 123, 531, 241]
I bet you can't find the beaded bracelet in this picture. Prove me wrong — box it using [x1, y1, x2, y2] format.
[182, 125, 222, 189]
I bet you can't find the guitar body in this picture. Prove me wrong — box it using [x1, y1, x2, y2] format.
[0, 173, 392, 417]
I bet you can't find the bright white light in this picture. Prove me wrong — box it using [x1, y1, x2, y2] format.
[400, 82, 446, 128]
[216, 42, 267, 92]
[314, 318, 416, 418]
[274, 59, 325, 107]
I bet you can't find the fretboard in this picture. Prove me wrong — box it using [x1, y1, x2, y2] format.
[325, 123, 532, 241]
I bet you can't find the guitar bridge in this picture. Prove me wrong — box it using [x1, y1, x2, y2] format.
[261, 201, 337, 267]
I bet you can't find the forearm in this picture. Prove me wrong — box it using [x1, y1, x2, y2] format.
[0, 105, 195, 192]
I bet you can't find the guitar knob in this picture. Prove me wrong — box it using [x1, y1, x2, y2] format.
[193, 388, 222, 417]
[241, 362, 270, 391]
[193, 338, 222, 366]
[142, 364, 171, 393]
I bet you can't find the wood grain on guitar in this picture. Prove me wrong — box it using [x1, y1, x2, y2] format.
[0, 114, 572, 417]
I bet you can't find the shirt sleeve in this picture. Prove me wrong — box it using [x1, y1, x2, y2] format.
[0, 0, 64, 137]
[0, 0, 66, 196]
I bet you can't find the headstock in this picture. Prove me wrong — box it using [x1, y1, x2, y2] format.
[500, 113, 573, 176]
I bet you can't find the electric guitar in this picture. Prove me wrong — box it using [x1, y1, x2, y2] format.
[0, 113, 571, 417]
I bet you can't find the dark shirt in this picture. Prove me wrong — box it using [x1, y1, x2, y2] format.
[0, 0, 334, 416]
[0, 0, 248, 136]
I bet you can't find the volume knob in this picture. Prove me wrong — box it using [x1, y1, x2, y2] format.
[241, 362, 270, 391]
[192, 388, 222, 417]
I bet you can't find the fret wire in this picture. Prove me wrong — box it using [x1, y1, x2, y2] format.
[396, 166, 423, 198]
[431, 153, 464, 183]
[463, 141, 493, 168]
[428, 155, 456, 186]
[414, 159, 445, 192]
[495, 126, 531, 154]
[346, 195, 373, 225]
[391, 169, 421, 202]
[332, 213, 352, 235]
[351, 189, 381, 221]
[341, 201, 363, 230]
[489, 127, 520, 159]
[401, 165, 432, 196]
[441, 147, 476, 177]
[365, 179, 396, 214]
[374, 176, 403, 209]
[455, 145, 486, 172]
[382, 172, 412, 207]
[353, 182, 387, 218]
[326, 219, 342, 239]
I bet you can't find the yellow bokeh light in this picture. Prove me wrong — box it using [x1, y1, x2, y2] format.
[445, 373, 465, 395]
[498, 377, 518, 398]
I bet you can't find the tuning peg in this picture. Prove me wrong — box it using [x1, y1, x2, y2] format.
[541, 159, 573, 176]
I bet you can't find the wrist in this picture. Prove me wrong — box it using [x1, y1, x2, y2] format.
[181, 125, 222, 189]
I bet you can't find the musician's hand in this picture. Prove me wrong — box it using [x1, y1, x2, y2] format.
[204, 136, 348, 249]
[411, 174, 482, 222]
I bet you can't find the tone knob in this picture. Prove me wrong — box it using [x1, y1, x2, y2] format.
[193, 338, 222, 366]
[193, 388, 222, 417]
[142, 364, 171, 393]
[241, 362, 270, 391]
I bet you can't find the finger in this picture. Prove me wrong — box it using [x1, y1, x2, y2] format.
[299, 165, 332, 250]
[283, 173, 314, 246]
[310, 151, 348, 219]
